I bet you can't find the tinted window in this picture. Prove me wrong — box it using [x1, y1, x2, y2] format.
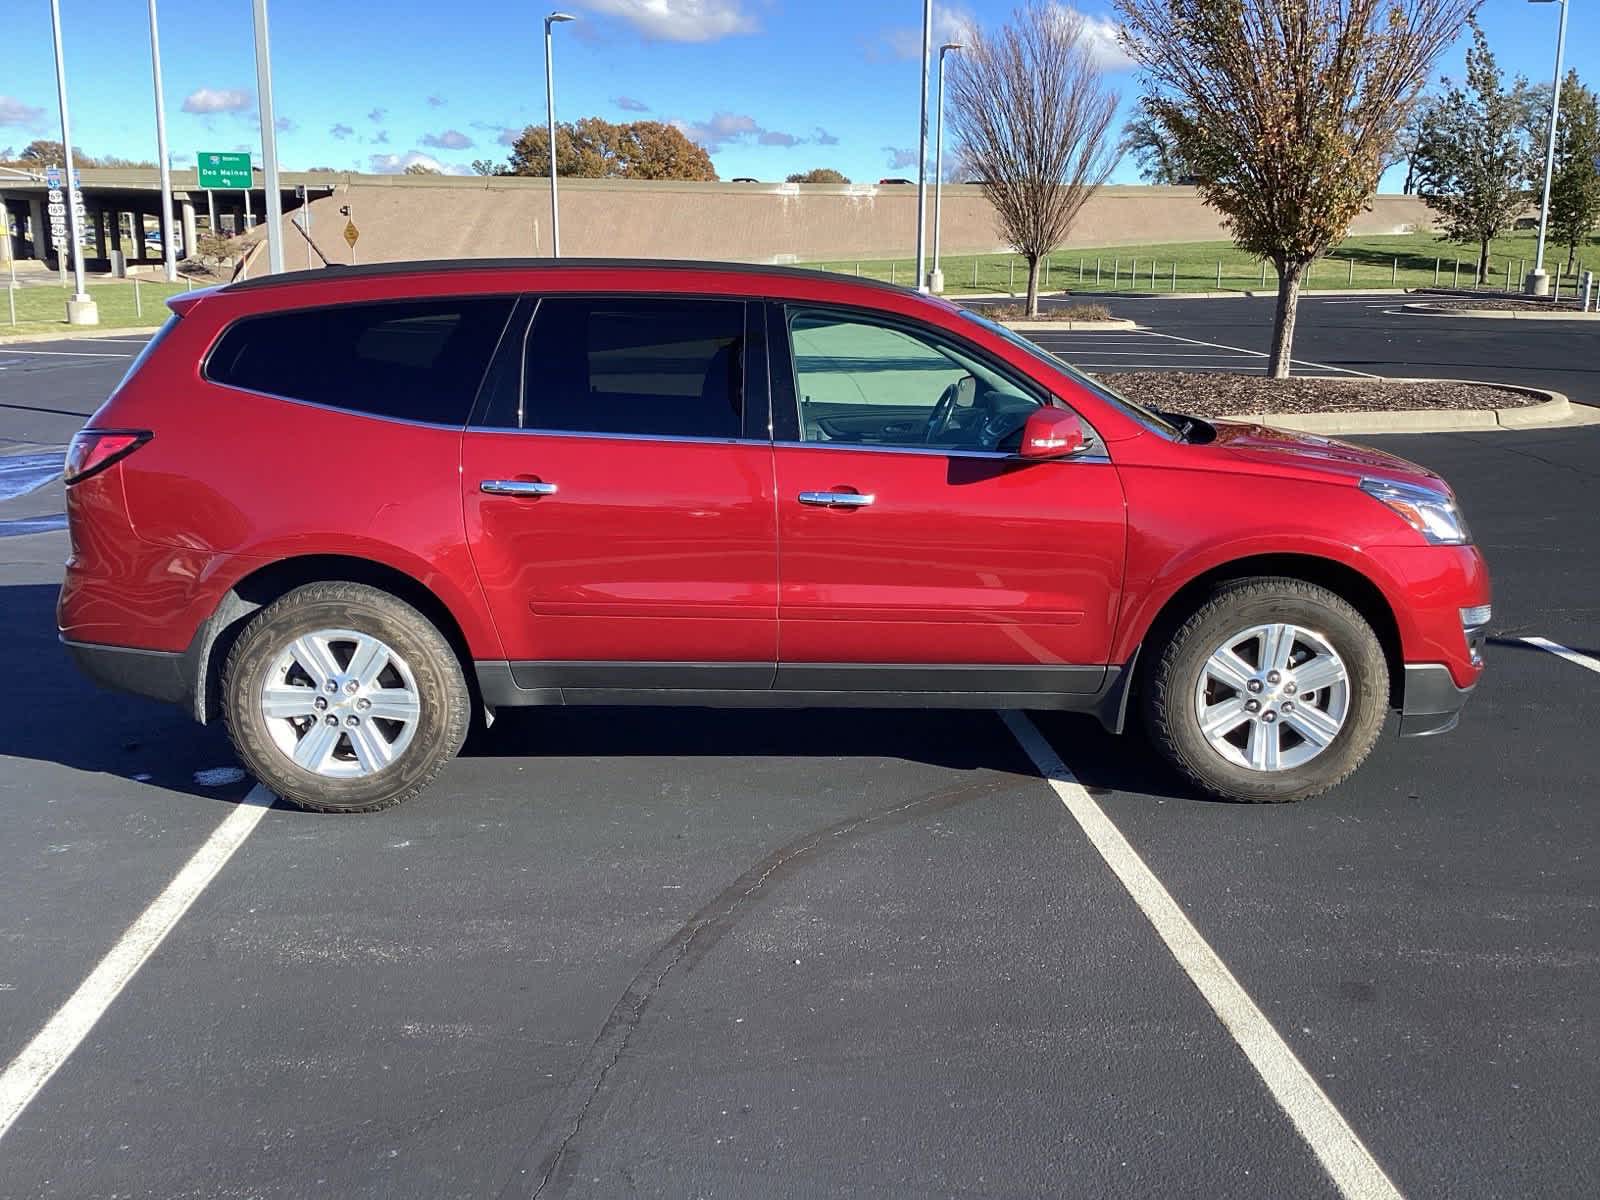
[206, 297, 516, 426]
[518, 298, 745, 439]
[789, 309, 1039, 452]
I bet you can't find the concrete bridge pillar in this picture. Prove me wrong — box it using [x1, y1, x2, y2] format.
[180, 197, 197, 261]
[26, 196, 47, 263]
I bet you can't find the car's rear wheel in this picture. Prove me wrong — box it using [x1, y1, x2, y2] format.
[1143, 578, 1389, 803]
[222, 582, 469, 812]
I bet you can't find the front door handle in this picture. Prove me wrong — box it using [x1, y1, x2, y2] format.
[797, 490, 874, 508]
[480, 479, 558, 497]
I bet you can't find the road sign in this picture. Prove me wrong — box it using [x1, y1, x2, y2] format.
[197, 151, 252, 190]
[343, 221, 360, 248]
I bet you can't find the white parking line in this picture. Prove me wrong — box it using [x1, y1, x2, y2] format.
[1002, 712, 1404, 1200]
[1146, 331, 1377, 378]
[0, 349, 135, 359]
[1521, 637, 1600, 676]
[0, 784, 273, 1141]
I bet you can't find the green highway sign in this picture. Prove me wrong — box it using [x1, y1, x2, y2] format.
[197, 151, 253, 190]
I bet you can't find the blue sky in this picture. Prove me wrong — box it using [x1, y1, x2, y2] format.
[1, 1, 1591, 189]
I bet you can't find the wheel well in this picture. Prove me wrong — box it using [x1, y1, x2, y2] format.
[1134, 554, 1405, 708]
[190, 554, 476, 724]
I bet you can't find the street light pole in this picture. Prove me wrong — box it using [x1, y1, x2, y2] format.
[48, 0, 95, 324]
[1526, 0, 1568, 295]
[544, 12, 575, 257]
[251, 0, 285, 274]
[914, 0, 932, 293]
[930, 42, 961, 295]
[147, 0, 178, 282]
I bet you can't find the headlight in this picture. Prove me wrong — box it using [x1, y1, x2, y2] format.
[1359, 478, 1472, 545]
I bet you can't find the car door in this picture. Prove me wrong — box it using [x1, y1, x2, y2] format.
[462, 294, 778, 692]
[770, 303, 1126, 695]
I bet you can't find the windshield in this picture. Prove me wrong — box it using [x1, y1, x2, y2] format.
[958, 308, 1184, 438]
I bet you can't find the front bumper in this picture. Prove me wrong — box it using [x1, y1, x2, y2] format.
[1398, 663, 1477, 737]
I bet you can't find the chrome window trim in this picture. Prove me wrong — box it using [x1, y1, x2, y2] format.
[771, 438, 1112, 465]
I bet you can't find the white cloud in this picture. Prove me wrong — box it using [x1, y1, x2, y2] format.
[181, 87, 252, 114]
[422, 129, 474, 150]
[813, 127, 840, 146]
[1051, 5, 1133, 70]
[427, 95, 446, 108]
[883, 146, 919, 170]
[614, 95, 650, 112]
[368, 150, 469, 174]
[587, 0, 757, 43]
[495, 128, 521, 147]
[368, 107, 386, 123]
[672, 111, 758, 151]
[879, 5, 972, 60]
[0, 95, 46, 127]
[330, 123, 354, 139]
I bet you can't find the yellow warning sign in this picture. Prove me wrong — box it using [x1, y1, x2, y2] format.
[343, 221, 360, 247]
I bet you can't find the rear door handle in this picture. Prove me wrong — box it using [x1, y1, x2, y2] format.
[480, 479, 558, 497]
[797, 490, 874, 508]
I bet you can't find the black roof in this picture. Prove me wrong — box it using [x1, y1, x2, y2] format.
[222, 257, 917, 297]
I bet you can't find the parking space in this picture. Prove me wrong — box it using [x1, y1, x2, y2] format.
[1024, 324, 1369, 378]
[0, 314, 1596, 1198]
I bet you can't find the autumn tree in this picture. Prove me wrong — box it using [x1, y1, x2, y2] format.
[1120, 112, 1195, 185]
[1546, 71, 1600, 273]
[787, 168, 849, 183]
[1118, 0, 1474, 376]
[504, 118, 716, 181]
[403, 162, 442, 175]
[1413, 20, 1529, 285]
[947, 2, 1120, 315]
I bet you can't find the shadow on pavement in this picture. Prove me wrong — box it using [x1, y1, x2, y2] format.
[0, 581, 250, 804]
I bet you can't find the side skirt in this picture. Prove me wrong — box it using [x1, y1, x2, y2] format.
[474, 661, 1128, 730]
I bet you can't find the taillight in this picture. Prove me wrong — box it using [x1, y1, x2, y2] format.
[63, 429, 151, 485]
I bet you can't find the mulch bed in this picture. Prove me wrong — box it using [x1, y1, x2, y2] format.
[1095, 372, 1538, 417]
[988, 302, 1114, 321]
[1405, 287, 1590, 314]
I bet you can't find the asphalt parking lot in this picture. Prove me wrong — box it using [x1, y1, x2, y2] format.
[0, 305, 1596, 1198]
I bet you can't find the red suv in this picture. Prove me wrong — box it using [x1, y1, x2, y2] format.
[59, 261, 1489, 812]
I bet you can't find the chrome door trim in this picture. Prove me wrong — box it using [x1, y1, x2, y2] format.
[480, 479, 558, 497]
[797, 491, 875, 508]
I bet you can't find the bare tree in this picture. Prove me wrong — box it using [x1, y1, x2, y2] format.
[1118, 0, 1476, 377]
[947, 2, 1120, 315]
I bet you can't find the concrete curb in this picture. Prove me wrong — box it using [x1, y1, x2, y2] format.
[1247, 381, 1578, 435]
[999, 318, 1138, 332]
[1397, 302, 1600, 321]
[0, 325, 159, 345]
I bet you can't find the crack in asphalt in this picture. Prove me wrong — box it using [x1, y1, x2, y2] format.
[502, 770, 1020, 1200]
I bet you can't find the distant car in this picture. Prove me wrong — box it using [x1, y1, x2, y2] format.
[731, 177, 760, 183]
[143, 230, 184, 255]
[878, 177, 914, 185]
[1513, 216, 1539, 230]
[61, 259, 1488, 812]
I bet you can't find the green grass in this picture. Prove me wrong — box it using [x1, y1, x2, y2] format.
[3, 278, 194, 337]
[805, 229, 1600, 296]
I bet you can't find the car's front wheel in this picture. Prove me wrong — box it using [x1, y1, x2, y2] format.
[221, 582, 469, 812]
[1143, 578, 1389, 803]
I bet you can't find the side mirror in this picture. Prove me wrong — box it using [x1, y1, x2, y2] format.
[1019, 407, 1087, 460]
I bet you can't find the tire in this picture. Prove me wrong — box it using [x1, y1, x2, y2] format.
[1142, 577, 1389, 803]
[221, 582, 470, 813]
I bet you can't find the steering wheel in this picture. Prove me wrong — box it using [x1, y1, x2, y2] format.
[925, 374, 977, 443]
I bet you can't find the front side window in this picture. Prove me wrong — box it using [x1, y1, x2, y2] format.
[518, 297, 746, 440]
[789, 309, 1041, 452]
[205, 297, 516, 426]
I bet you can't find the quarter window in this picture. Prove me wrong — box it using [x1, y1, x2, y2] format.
[205, 297, 516, 426]
[517, 298, 746, 439]
[788, 309, 1040, 452]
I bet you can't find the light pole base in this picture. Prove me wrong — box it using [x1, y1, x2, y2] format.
[66, 297, 99, 325]
[928, 268, 945, 294]
[1524, 270, 1551, 297]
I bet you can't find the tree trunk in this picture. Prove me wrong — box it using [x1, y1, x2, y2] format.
[1025, 255, 1041, 316]
[1478, 239, 1490, 286]
[1567, 243, 1578, 275]
[1267, 260, 1305, 379]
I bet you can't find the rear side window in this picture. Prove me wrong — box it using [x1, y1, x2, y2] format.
[206, 297, 516, 426]
[517, 297, 745, 439]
